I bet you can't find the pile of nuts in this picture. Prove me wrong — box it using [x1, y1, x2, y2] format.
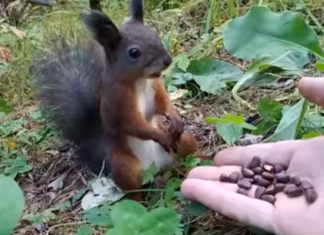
[220, 156, 317, 205]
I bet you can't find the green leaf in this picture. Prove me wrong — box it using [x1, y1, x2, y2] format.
[190, 59, 243, 94]
[171, 59, 243, 95]
[315, 62, 324, 72]
[271, 50, 310, 71]
[1, 155, 33, 178]
[141, 163, 159, 185]
[110, 200, 147, 228]
[215, 122, 243, 145]
[302, 113, 324, 130]
[266, 99, 308, 142]
[23, 209, 57, 224]
[205, 114, 256, 130]
[176, 54, 191, 71]
[82, 203, 113, 227]
[138, 208, 181, 235]
[186, 202, 208, 217]
[76, 225, 94, 235]
[257, 99, 284, 120]
[206, 114, 256, 145]
[302, 131, 321, 139]
[106, 226, 137, 235]
[231, 51, 308, 103]
[0, 97, 13, 114]
[224, 6, 324, 60]
[183, 154, 201, 169]
[0, 175, 24, 235]
[253, 99, 284, 135]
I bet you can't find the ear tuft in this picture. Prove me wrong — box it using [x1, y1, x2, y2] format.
[81, 10, 122, 51]
[130, 0, 144, 22]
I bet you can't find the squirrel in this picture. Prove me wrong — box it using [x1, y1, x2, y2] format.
[32, 0, 200, 200]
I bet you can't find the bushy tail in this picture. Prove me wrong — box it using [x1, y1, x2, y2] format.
[31, 39, 107, 172]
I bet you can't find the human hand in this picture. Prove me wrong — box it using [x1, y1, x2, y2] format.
[181, 137, 324, 235]
[181, 77, 324, 235]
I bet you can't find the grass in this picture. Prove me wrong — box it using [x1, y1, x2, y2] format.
[0, 0, 324, 234]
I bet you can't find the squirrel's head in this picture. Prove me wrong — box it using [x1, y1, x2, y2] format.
[82, 0, 172, 80]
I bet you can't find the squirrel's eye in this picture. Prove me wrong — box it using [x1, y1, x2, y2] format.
[128, 47, 141, 59]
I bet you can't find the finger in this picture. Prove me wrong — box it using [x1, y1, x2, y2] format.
[214, 140, 302, 167]
[187, 166, 242, 181]
[181, 179, 275, 233]
[298, 77, 324, 107]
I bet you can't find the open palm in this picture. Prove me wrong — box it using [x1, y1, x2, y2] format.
[181, 137, 324, 235]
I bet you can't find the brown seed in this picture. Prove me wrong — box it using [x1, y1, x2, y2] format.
[254, 175, 272, 187]
[220, 174, 230, 182]
[263, 163, 274, 172]
[276, 173, 290, 183]
[290, 176, 301, 186]
[305, 189, 317, 204]
[238, 178, 252, 190]
[261, 195, 276, 204]
[228, 172, 240, 183]
[242, 168, 255, 178]
[237, 188, 248, 196]
[252, 167, 263, 174]
[274, 183, 286, 193]
[265, 185, 276, 195]
[255, 186, 266, 199]
[261, 171, 275, 181]
[301, 180, 313, 190]
[274, 164, 287, 173]
[284, 184, 303, 197]
[249, 156, 261, 169]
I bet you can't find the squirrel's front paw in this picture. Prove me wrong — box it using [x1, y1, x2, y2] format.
[164, 114, 184, 142]
[155, 134, 173, 153]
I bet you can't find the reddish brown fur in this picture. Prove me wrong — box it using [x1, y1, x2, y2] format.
[99, 77, 200, 200]
[153, 79, 200, 158]
[110, 146, 143, 201]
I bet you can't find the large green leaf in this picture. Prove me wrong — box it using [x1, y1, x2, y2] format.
[266, 99, 308, 142]
[171, 58, 243, 95]
[224, 6, 324, 60]
[106, 226, 137, 235]
[76, 225, 95, 235]
[138, 208, 180, 235]
[106, 200, 181, 235]
[205, 114, 256, 145]
[0, 175, 24, 235]
[231, 52, 308, 105]
[110, 200, 147, 228]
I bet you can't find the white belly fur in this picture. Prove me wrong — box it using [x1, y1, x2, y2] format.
[127, 79, 173, 171]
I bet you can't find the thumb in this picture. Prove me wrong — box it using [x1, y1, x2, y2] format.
[181, 179, 275, 233]
[298, 77, 324, 107]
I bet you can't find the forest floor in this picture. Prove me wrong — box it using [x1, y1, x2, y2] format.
[1, 1, 323, 235]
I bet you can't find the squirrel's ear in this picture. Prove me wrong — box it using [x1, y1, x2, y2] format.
[82, 10, 122, 51]
[130, 0, 144, 22]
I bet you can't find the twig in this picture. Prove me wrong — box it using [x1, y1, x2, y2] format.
[46, 221, 86, 235]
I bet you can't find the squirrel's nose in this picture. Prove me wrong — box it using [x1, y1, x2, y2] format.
[163, 55, 172, 68]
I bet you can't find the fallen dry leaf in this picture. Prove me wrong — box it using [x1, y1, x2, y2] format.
[0, 47, 12, 62]
[9, 26, 26, 39]
[169, 89, 188, 101]
[81, 177, 125, 210]
[48, 172, 68, 191]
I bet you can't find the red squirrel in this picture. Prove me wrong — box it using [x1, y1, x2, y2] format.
[33, 0, 200, 200]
